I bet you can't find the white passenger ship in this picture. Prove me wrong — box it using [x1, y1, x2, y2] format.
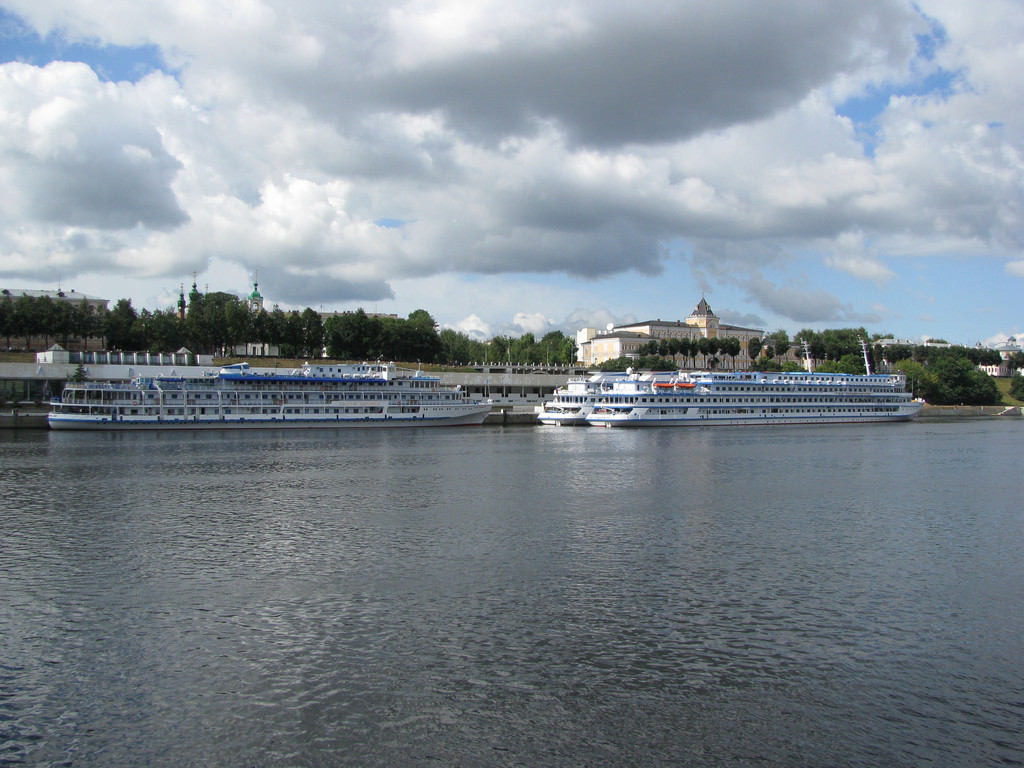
[48, 362, 492, 430]
[585, 368, 923, 427]
[537, 371, 628, 426]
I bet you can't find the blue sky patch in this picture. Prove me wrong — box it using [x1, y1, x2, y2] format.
[0, 8, 167, 82]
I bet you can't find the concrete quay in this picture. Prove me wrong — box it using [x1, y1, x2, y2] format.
[483, 407, 541, 426]
[0, 411, 49, 429]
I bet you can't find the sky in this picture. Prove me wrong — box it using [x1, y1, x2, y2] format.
[0, 0, 1022, 347]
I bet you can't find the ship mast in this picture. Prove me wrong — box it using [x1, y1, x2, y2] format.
[860, 338, 872, 375]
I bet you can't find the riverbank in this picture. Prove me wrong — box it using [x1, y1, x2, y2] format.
[0, 411, 48, 429]
[919, 404, 1023, 419]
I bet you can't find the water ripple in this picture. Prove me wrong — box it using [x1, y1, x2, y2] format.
[1, 424, 1022, 766]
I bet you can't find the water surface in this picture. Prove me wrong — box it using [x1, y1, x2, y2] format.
[2, 422, 1023, 766]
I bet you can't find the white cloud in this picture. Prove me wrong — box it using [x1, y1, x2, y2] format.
[450, 313, 491, 339]
[511, 311, 555, 336]
[1, 0, 1023, 342]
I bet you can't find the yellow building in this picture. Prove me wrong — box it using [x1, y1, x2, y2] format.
[576, 298, 763, 369]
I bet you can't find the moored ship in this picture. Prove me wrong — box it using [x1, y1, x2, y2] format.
[536, 371, 628, 426]
[48, 361, 492, 430]
[585, 368, 923, 427]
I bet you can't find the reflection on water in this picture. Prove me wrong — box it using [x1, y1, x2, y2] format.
[2, 422, 1023, 766]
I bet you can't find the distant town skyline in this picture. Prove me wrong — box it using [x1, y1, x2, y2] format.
[1, 1, 1022, 346]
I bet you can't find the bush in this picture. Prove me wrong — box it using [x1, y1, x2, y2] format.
[1010, 373, 1024, 402]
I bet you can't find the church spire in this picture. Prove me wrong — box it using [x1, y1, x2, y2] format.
[248, 271, 264, 311]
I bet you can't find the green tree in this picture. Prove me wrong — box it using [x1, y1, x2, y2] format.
[509, 332, 538, 364]
[407, 309, 436, 331]
[324, 309, 374, 360]
[747, 336, 763, 360]
[144, 309, 185, 353]
[224, 301, 255, 352]
[0, 296, 13, 349]
[899, 356, 1000, 405]
[439, 328, 487, 364]
[881, 343, 914, 366]
[278, 311, 305, 358]
[300, 307, 324, 358]
[539, 330, 574, 365]
[71, 301, 98, 349]
[105, 299, 140, 350]
[835, 352, 866, 374]
[719, 337, 741, 368]
[696, 337, 711, 366]
[1009, 372, 1024, 401]
[487, 335, 512, 363]
[762, 329, 791, 360]
[53, 299, 74, 347]
[679, 338, 697, 368]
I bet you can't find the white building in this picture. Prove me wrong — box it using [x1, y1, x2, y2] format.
[978, 337, 1023, 377]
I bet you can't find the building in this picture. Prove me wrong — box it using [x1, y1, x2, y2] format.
[1, 287, 109, 352]
[576, 298, 763, 369]
[235, 278, 278, 356]
[978, 337, 1024, 377]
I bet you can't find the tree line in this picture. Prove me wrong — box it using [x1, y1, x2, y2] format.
[0, 292, 578, 366]
[4, 294, 1019, 404]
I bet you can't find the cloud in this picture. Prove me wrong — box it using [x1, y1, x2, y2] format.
[742, 272, 883, 326]
[564, 307, 636, 332]
[1005, 261, 1024, 278]
[825, 231, 896, 283]
[0, 62, 187, 230]
[450, 313, 491, 340]
[0, 0, 1023, 344]
[370, 1, 916, 147]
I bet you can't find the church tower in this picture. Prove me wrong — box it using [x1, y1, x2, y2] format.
[248, 273, 264, 312]
[188, 271, 202, 310]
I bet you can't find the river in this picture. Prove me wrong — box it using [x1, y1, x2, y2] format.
[2, 421, 1022, 766]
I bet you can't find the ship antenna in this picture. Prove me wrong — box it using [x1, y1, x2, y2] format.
[860, 337, 872, 375]
[802, 339, 813, 373]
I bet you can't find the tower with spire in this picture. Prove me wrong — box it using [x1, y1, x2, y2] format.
[686, 295, 719, 337]
[188, 271, 202, 309]
[248, 272, 264, 312]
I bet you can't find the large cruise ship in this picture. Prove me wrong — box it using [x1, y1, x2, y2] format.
[48, 362, 492, 430]
[584, 368, 923, 427]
